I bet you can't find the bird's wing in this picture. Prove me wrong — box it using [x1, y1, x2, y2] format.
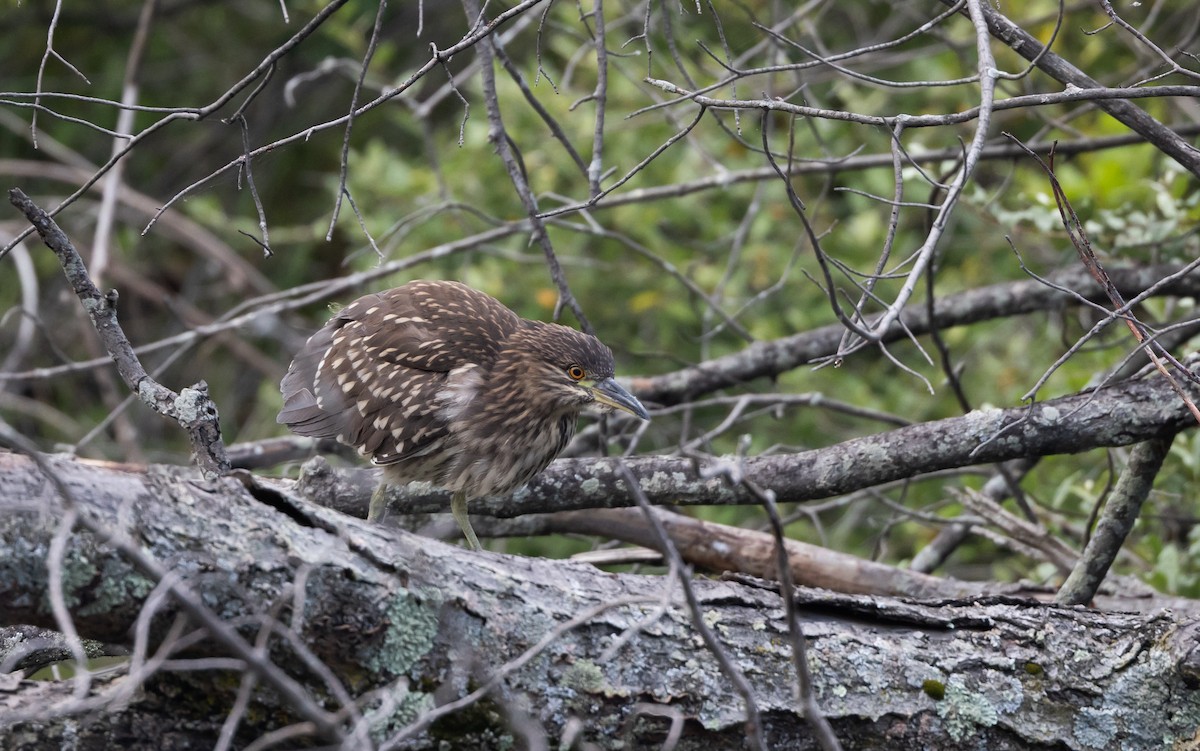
[278, 282, 519, 465]
[277, 315, 347, 439]
[372, 281, 522, 371]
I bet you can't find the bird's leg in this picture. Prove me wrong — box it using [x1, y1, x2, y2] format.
[368, 482, 389, 522]
[451, 490, 482, 551]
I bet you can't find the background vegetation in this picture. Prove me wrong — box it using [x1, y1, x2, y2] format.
[4, 0, 1200, 592]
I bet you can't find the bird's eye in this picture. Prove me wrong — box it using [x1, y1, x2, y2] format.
[566, 365, 586, 381]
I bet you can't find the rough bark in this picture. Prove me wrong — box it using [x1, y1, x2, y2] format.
[2, 453, 1200, 750]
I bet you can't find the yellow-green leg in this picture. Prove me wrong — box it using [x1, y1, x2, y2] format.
[368, 483, 389, 522]
[451, 490, 482, 551]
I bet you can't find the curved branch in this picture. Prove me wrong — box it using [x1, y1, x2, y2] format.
[8, 189, 229, 478]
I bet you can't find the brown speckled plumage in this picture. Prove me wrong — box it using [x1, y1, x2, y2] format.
[277, 280, 648, 549]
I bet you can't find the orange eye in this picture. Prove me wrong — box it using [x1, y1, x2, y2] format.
[566, 365, 586, 381]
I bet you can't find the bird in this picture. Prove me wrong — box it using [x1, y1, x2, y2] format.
[277, 280, 649, 550]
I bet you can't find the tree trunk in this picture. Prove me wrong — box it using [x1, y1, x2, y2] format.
[2, 452, 1199, 750]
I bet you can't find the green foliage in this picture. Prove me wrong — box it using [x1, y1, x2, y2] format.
[4, 1, 1199, 590]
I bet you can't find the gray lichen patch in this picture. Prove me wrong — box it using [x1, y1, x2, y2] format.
[937, 676, 1000, 742]
[1073, 706, 1118, 750]
[361, 589, 440, 678]
[173, 386, 209, 422]
[1096, 641, 1200, 746]
[78, 557, 154, 617]
[561, 659, 607, 694]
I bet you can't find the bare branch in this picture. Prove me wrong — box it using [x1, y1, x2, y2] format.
[8, 189, 230, 478]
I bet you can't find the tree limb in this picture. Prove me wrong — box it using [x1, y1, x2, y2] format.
[3, 454, 1200, 749]
[946, 0, 1200, 177]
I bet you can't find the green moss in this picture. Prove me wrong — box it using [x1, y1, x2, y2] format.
[49, 545, 151, 617]
[360, 587, 446, 734]
[922, 679, 945, 700]
[374, 690, 432, 735]
[1024, 661, 1043, 676]
[56, 547, 99, 610]
[428, 695, 508, 742]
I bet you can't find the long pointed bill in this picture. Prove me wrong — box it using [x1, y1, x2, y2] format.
[590, 377, 650, 420]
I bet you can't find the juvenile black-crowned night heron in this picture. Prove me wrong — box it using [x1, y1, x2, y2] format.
[277, 280, 649, 550]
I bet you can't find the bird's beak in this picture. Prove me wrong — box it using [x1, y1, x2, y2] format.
[589, 377, 650, 420]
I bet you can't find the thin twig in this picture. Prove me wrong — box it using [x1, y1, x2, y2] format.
[617, 461, 767, 751]
[723, 445, 841, 751]
[326, 0, 388, 239]
[91, 0, 158, 288]
[463, 0, 593, 333]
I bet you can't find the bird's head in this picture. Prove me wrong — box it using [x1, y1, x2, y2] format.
[506, 321, 649, 420]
